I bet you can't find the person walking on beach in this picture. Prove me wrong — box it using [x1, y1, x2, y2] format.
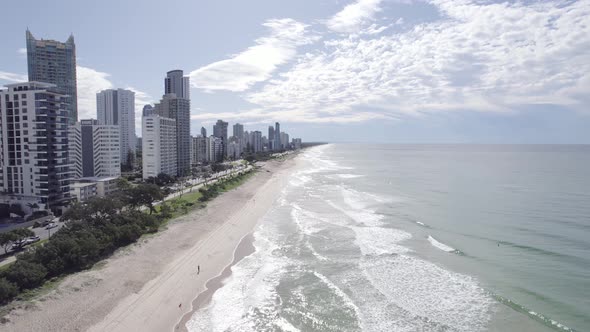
[197, 265, 200, 275]
[179, 303, 182, 309]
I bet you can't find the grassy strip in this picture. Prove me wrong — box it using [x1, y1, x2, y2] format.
[0, 168, 256, 310]
[155, 169, 256, 222]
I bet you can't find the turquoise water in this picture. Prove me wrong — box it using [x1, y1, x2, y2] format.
[188, 144, 590, 331]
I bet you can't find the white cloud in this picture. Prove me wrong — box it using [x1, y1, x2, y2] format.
[326, 0, 383, 33]
[242, 0, 590, 123]
[190, 18, 317, 92]
[76, 65, 113, 120]
[126, 86, 154, 136]
[77, 67, 152, 135]
[0, 71, 27, 82]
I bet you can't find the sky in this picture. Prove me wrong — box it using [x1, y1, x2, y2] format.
[0, 0, 589, 143]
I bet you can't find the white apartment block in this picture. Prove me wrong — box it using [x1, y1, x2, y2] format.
[208, 136, 223, 163]
[142, 115, 177, 179]
[192, 135, 209, 164]
[96, 89, 136, 166]
[69, 119, 120, 179]
[0, 82, 72, 214]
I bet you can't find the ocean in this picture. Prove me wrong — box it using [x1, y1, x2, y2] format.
[187, 144, 590, 332]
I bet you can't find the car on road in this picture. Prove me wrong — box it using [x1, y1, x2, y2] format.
[11, 239, 28, 250]
[45, 222, 58, 230]
[27, 236, 41, 244]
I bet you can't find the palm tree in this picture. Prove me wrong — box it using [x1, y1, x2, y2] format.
[26, 202, 39, 213]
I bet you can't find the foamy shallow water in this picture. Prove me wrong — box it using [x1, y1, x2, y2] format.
[187, 144, 579, 332]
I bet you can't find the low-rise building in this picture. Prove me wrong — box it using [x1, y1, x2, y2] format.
[70, 182, 98, 202]
[75, 176, 119, 197]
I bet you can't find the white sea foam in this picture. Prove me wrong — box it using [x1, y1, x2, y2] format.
[274, 317, 301, 332]
[303, 145, 355, 173]
[361, 254, 494, 331]
[328, 173, 365, 179]
[186, 222, 289, 332]
[291, 208, 329, 261]
[289, 171, 312, 187]
[428, 235, 456, 252]
[327, 199, 385, 227]
[353, 226, 412, 255]
[313, 271, 361, 318]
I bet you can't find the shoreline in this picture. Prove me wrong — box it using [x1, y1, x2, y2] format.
[176, 233, 256, 331]
[1, 155, 298, 332]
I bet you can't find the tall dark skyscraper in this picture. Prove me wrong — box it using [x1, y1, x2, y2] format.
[233, 123, 244, 140]
[268, 126, 275, 150]
[26, 29, 78, 124]
[201, 126, 207, 137]
[213, 120, 228, 157]
[274, 122, 281, 151]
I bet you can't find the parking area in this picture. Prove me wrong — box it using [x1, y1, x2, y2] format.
[0, 218, 66, 267]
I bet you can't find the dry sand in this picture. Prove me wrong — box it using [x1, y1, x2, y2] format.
[1, 156, 297, 332]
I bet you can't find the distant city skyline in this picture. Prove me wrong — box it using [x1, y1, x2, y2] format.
[1, 0, 589, 143]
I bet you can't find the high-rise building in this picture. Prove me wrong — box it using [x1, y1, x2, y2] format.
[274, 122, 281, 151]
[244, 131, 251, 152]
[96, 89, 136, 167]
[268, 126, 275, 151]
[142, 114, 177, 179]
[201, 126, 207, 138]
[280, 132, 290, 150]
[292, 138, 302, 149]
[233, 123, 245, 153]
[26, 29, 78, 124]
[0, 82, 72, 214]
[69, 119, 120, 179]
[252, 131, 263, 153]
[142, 104, 154, 117]
[233, 123, 244, 140]
[164, 70, 190, 100]
[213, 120, 228, 158]
[192, 136, 209, 164]
[208, 136, 223, 162]
[153, 94, 190, 176]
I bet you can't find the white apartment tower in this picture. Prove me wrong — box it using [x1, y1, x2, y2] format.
[142, 115, 177, 179]
[69, 119, 120, 179]
[96, 89, 136, 167]
[0, 82, 72, 213]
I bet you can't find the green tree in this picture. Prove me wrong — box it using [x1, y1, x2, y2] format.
[0, 278, 18, 304]
[0, 228, 34, 252]
[5, 260, 48, 290]
[127, 184, 163, 214]
[26, 202, 40, 213]
[0, 232, 16, 254]
[116, 177, 132, 191]
[158, 203, 172, 219]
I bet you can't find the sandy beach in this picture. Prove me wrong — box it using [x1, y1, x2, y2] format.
[1, 156, 298, 332]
